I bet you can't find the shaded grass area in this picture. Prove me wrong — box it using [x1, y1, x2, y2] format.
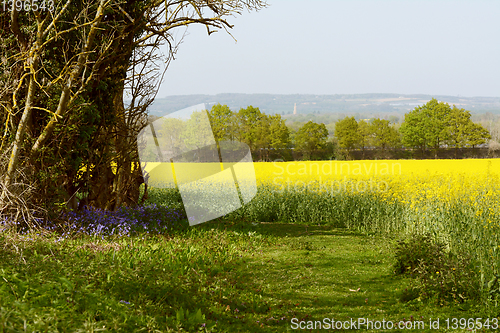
[0, 220, 494, 332]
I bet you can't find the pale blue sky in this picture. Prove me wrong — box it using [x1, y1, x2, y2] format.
[157, 0, 500, 98]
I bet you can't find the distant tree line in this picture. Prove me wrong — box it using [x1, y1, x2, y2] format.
[334, 98, 491, 159]
[208, 104, 338, 161]
[199, 99, 493, 161]
[162, 103, 331, 162]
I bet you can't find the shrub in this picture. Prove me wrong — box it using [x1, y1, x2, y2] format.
[393, 232, 445, 276]
[394, 232, 481, 304]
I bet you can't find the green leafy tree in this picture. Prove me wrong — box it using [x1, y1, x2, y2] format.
[235, 105, 263, 150]
[247, 113, 290, 161]
[334, 117, 360, 155]
[254, 115, 270, 149]
[442, 106, 472, 157]
[357, 120, 372, 158]
[207, 104, 234, 143]
[257, 114, 290, 161]
[295, 121, 329, 158]
[441, 105, 492, 155]
[400, 98, 450, 157]
[370, 118, 401, 150]
[466, 122, 491, 148]
[268, 114, 290, 149]
[253, 114, 271, 160]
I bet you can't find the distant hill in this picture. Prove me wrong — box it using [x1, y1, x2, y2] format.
[145, 93, 500, 117]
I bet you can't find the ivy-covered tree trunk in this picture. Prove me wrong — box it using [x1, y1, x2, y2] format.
[0, 0, 267, 225]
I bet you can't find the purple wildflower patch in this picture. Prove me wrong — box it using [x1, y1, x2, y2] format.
[59, 204, 187, 237]
[1, 198, 188, 238]
[4, 204, 187, 238]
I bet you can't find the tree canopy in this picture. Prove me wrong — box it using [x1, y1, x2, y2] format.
[400, 98, 491, 157]
[370, 118, 400, 150]
[334, 116, 359, 153]
[399, 98, 448, 155]
[207, 104, 290, 161]
[295, 121, 329, 155]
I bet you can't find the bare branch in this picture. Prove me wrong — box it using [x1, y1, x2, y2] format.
[42, 0, 73, 38]
[31, 0, 109, 156]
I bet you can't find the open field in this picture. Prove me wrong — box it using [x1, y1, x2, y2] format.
[1, 159, 499, 331]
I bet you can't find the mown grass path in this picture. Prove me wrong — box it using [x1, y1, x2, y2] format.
[220, 222, 486, 332]
[0, 221, 491, 332]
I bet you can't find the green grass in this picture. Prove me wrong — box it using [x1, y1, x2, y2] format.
[0, 183, 498, 332]
[1, 219, 496, 332]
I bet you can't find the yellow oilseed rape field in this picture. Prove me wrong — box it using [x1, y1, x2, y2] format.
[255, 159, 500, 209]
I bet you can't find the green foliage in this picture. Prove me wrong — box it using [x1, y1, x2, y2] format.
[160, 101, 493, 163]
[334, 116, 360, 151]
[394, 232, 481, 304]
[0, 225, 270, 332]
[357, 119, 371, 150]
[294, 121, 328, 157]
[1, 175, 497, 330]
[267, 114, 290, 149]
[207, 105, 290, 161]
[236, 105, 263, 150]
[370, 118, 401, 150]
[394, 232, 446, 276]
[175, 307, 214, 331]
[181, 110, 214, 151]
[210, 183, 405, 231]
[141, 186, 184, 209]
[414, 251, 480, 304]
[0, 219, 490, 331]
[487, 274, 500, 304]
[442, 106, 473, 149]
[400, 98, 491, 155]
[207, 103, 234, 142]
[400, 98, 448, 152]
[466, 121, 491, 148]
[441, 105, 490, 150]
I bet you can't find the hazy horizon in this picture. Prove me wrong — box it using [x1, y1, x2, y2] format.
[156, 0, 500, 99]
[153, 92, 500, 99]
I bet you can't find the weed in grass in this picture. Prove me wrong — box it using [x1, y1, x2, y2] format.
[394, 232, 481, 306]
[393, 232, 446, 276]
